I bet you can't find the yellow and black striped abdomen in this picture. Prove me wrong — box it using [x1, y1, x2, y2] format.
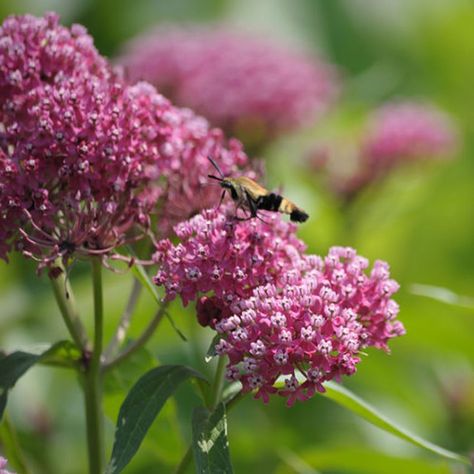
[256, 193, 309, 223]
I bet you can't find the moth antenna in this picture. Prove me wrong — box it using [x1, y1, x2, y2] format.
[207, 156, 225, 179]
[208, 174, 223, 182]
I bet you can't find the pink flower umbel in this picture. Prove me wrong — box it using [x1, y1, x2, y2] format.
[0, 457, 14, 474]
[154, 207, 404, 405]
[363, 101, 457, 170]
[217, 247, 404, 405]
[0, 14, 161, 266]
[153, 206, 306, 307]
[0, 14, 248, 270]
[119, 26, 339, 147]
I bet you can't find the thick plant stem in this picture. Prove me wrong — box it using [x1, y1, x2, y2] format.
[83, 258, 105, 474]
[50, 263, 89, 351]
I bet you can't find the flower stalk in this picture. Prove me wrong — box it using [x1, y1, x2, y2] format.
[50, 263, 89, 351]
[82, 258, 105, 474]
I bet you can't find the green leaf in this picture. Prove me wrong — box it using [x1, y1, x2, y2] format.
[192, 403, 233, 474]
[321, 381, 470, 465]
[104, 345, 155, 396]
[0, 341, 80, 419]
[205, 334, 222, 363]
[283, 445, 453, 474]
[0, 351, 42, 389]
[0, 341, 79, 389]
[130, 255, 187, 341]
[39, 341, 82, 369]
[0, 390, 7, 422]
[164, 310, 188, 342]
[410, 283, 474, 310]
[107, 365, 206, 474]
[131, 262, 161, 305]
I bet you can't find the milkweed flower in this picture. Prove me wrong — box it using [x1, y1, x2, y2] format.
[153, 206, 306, 307]
[119, 26, 339, 147]
[0, 14, 250, 268]
[216, 247, 404, 405]
[363, 101, 457, 170]
[0, 457, 14, 474]
[154, 208, 404, 405]
[0, 14, 163, 266]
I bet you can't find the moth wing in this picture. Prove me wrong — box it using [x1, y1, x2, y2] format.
[236, 176, 269, 200]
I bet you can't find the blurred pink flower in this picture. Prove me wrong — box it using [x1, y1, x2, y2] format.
[0, 457, 14, 474]
[363, 101, 457, 169]
[119, 26, 339, 147]
[154, 208, 404, 405]
[305, 101, 458, 201]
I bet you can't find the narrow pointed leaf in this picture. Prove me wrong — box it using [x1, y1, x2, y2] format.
[130, 257, 187, 341]
[108, 365, 206, 474]
[0, 341, 79, 389]
[130, 261, 161, 305]
[0, 390, 7, 421]
[0, 341, 80, 419]
[411, 284, 474, 310]
[205, 334, 222, 363]
[321, 381, 470, 465]
[192, 403, 233, 474]
[0, 352, 42, 389]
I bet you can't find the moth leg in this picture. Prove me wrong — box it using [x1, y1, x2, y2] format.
[245, 191, 259, 217]
[233, 201, 253, 221]
[216, 189, 226, 210]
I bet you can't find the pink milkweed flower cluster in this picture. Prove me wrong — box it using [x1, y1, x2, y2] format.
[153, 206, 306, 307]
[119, 26, 339, 147]
[153, 207, 404, 405]
[306, 101, 458, 201]
[363, 101, 457, 169]
[0, 457, 14, 474]
[0, 14, 250, 268]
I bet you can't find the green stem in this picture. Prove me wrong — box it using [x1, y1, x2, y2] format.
[82, 258, 105, 474]
[209, 356, 227, 411]
[0, 414, 31, 474]
[103, 301, 168, 372]
[104, 278, 142, 360]
[50, 263, 89, 351]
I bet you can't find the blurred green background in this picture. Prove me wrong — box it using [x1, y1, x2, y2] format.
[1, 0, 473, 473]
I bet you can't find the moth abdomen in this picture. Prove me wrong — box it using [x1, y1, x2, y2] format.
[256, 193, 283, 212]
